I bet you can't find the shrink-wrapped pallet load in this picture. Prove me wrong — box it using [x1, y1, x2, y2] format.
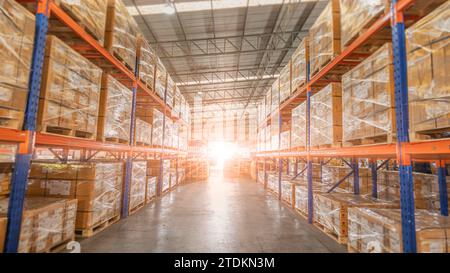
[377, 170, 450, 211]
[321, 164, 372, 194]
[291, 102, 307, 149]
[310, 83, 342, 147]
[136, 106, 164, 147]
[267, 173, 279, 194]
[309, 0, 341, 75]
[279, 62, 291, 103]
[164, 119, 174, 148]
[27, 162, 123, 233]
[348, 208, 450, 253]
[98, 74, 132, 143]
[407, 2, 450, 140]
[166, 75, 175, 108]
[129, 162, 147, 214]
[105, 0, 139, 71]
[265, 89, 271, 117]
[339, 0, 389, 48]
[162, 160, 171, 192]
[291, 38, 309, 92]
[0, 0, 35, 130]
[313, 192, 398, 244]
[342, 43, 395, 146]
[155, 57, 167, 100]
[137, 36, 157, 89]
[39, 36, 102, 139]
[146, 176, 157, 203]
[54, 0, 107, 43]
[280, 131, 290, 150]
[0, 197, 77, 253]
[135, 118, 152, 146]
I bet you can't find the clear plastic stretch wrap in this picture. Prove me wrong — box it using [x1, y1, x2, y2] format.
[340, 0, 388, 48]
[173, 123, 180, 149]
[55, 0, 107, 43]
[267, 173, 279, 193]
[170, 169, 177, 188]
[137, 36, 156, 88]
[129, 162, 147, 212]
[105, 0, 139, 71]
[378, 170, 450, 211]
[0, 0, 34, 130]
[291, 102, 307, 148]
[294, 182, 345, 216]
[291, 38, 309, 92]
[28, 162, 123, 230]
[271, 79, 280, 113]
[0, 197, 77, 253]
[166, 75, 175, 108]
[258, 100, 265, 125]
[406, 2, 450, 136]
[99, 74, 132, 142]
[281, 177, 294, 205]
[0, 216, 6, 252]
[162, 160, 170, 192]
[309, 0, 341, 75]
[164, 119, 173, 148]
[313, 193, 398, 243]
[146, 176, 157, 203]
[258, 170, 265, 185]
[38, 36, 101, 139]
[342, 43, 395, 143]
[279, 62, 291, 103]
[135, 118, 152, 146]
[322, 165, 372, 194]
[136, 106, 163, 146]
[271, 111, 280, 150]
[310, 83, 342, 147]
[177, 168, 185, 184]
[173, 89, 182, 117]
[280, 130, 290, 150]
[348, 208, 450, 253]
[155, 57, 167, 100]
[265, 127, 271, 151]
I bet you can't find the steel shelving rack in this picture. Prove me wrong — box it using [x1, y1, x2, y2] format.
[255, 0, 449, 253]
[3, 0, 189, 253]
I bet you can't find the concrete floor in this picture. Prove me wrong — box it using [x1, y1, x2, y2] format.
[79, 172, 346, 253]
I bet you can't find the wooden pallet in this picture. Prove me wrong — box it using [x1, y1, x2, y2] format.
[75, 214, 120, 238]
[410, 127, 450, 142]
[103, 137, 129, 144]
[343, 133, 396, 147]
[311, 142, 342, 150]
[135, 141, 152, 147]
[314, 221, 348, 245]
[295, 208, 308, 220]
[129, 202, 145, 216]
[347, 245, 358, 253]
[45, 236, 75, 253]
[43, 124, 95, 140]
[0, 108, 24, 130]
[112, 52, 134, 71]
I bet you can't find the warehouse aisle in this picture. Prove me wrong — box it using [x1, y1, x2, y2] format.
[79, 174, 346, 253]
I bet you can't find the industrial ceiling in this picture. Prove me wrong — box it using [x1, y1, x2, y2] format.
[124, 0, 327, 112]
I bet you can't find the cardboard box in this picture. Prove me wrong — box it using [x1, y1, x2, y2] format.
[407, 2, 450, 138]
[348, 208, 450, 253]
[146, 176, 157, 203]
[0, 197, 77, 253]
[38, 36, 101, 139]
[340, 0, 389, 48]
[154, 57, 167, 100]
[54, 0, 107, 43]
[311, 83, 342, 147]
[105, 0, 139, 71]
[291, 38, 309, 92]
[279, 62, 291, 103]
[0, 217, 6, 253]
[342, 43, 396, 145]
[98, 74, 132, 143]
[129, 162, 147, 213]
[309, 0, 341, 75]
[314, 192, 399, 244]
[0, 0, 35, 130]
[135, 118, 152, 146]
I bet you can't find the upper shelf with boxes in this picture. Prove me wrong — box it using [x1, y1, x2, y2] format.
[2, 0, 190, 153]
[256, 0, 450, 158]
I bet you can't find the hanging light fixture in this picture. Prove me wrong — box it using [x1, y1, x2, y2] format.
[163, 0, 175, 15]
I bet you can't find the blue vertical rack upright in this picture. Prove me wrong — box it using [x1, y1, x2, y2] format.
[4, 0, 50, 253]
[391, 0, 416, 253]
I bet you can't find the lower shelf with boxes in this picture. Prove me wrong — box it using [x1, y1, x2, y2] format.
[259, 160, 450, 253]
[0, 157, 185, 252]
